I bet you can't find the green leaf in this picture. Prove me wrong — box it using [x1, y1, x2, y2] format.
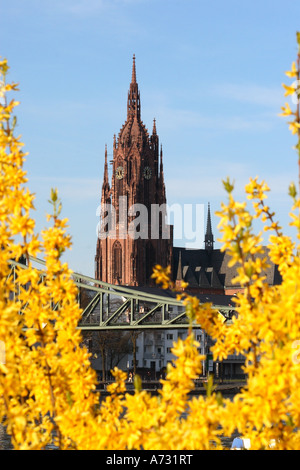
[222, 177, 235, 194]
[288, 182, 297, 199]
[50, 188, 58, 202]
[186, 302, 195, 322]
[204, 374, 216, 397]
[11, 115, 17, 132]
[66, 390, 73, 407]
[216, 391, 223, 406]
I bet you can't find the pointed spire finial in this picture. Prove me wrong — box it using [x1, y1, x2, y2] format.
[176, 250, 183, 281]
[131, 54, 136, 84]
[102, 144, 109, 187]
[152, 118, 157, 135]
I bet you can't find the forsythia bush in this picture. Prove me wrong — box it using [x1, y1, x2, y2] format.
[0, 33, 300, 450]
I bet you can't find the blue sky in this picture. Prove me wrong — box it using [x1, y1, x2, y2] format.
[1, 0, 300, 276]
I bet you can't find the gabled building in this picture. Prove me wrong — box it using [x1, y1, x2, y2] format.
[173, 203, 281, 295]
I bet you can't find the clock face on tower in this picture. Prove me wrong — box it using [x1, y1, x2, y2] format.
[143, 166, 152, 180]
[115, 166, 124, 180]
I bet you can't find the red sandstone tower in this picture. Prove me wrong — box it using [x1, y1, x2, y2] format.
[95, 55, 173, 286]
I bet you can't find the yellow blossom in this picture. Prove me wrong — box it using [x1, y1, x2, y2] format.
[288, 121, 300, 135]
[282, 83, 297, 96]
[279, 102, 294, 116]
[285, 61, 298, 78]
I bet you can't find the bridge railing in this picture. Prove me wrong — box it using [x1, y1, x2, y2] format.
[8, 256, 234, 330]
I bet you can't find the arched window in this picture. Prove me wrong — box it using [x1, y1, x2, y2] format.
[112, 241, 122, 282]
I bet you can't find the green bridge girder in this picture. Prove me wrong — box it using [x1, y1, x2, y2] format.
[8, 256, 234, 331]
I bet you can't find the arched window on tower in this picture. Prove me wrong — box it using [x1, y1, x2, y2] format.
[112, 241, 122, 283]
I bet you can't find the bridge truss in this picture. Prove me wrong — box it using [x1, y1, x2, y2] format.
[8, 257, 234, 331]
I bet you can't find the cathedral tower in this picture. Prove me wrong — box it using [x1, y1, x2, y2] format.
[95, 55, 173, 286]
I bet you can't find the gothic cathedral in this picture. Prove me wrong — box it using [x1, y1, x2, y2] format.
[95, 56, 173, 286]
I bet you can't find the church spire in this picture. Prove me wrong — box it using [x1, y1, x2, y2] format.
[127, 54, 141, 120]
[101, 144, 110, 203]
[176, 250, 183, 281]
[152, 118, 157, 135]
[205, 203, 214, 251]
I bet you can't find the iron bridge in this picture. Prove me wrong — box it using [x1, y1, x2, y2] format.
[8, 256, 234, 331]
